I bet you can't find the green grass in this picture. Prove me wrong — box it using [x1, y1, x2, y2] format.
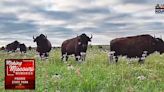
[0, 47, 164, 92]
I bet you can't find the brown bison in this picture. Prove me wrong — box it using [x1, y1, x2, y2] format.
[110, 34, 164, 63]
[61, 33, 92, 61]
[6, 40, 20, 52]
[33, 34, 52, 58]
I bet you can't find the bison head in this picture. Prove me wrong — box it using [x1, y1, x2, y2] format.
[78, 33, 92, 44]
[155, 38, 164, 54]
[77, 33, 92, 51]
[33, 34, 47, 43]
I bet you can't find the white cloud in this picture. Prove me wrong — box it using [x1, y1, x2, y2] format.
[66, 22, 97, 31]
[91, 34, 112, 45]
[46, 0, 118, 12]
[0, 0, 164, 47]
[113, 4, 151, 14]
[18, 12, 44, 21]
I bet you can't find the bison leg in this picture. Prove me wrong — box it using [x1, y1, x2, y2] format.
[80, 52, 86, 61]
[40, 53, 44, 58]
[75, 55, 81, 61]
[115, 56, 118, 63]
[138, 58, 142, 63]
[61, 55, 64, 61]
[139, 51, 147, 64]
[138, 58, 144, 64]
[108, 51, 115, 63]
[75, 51, 81, 61]
[61, 53, 68, 61]
[66, 56, 68, 61]
[45, 53, 49, 57]
[44, 53, 49, 59]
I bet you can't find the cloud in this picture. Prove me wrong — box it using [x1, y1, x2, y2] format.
[120, 0, 149, 4]
[0, 0, 164, 47]
[120, 0, 163, 4]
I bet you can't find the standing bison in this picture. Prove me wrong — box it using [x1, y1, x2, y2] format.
[19, 43, 27, 53]
[61, 33, 92, 61]
[6, 40, 20, 52]
[33, 34, 52, 58]
[110, 34, 164, 63]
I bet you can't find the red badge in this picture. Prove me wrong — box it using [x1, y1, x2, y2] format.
[5, 59, 35, 90]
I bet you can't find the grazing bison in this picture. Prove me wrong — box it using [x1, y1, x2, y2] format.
[33, 34, 52, 58]
[19, 43, 27, 53]
[110, 34, 164, 63]
[6, 40, 20, 52]
[61, 33, 92, 61]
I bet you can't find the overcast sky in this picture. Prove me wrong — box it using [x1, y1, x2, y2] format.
[0, 0, 164, 47]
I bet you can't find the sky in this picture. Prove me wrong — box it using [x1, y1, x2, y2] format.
[0, 0, 164, 47]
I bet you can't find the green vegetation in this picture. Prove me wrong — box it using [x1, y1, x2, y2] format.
[0, 46, 164, 92]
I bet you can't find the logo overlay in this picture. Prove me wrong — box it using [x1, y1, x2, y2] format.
[5, 59, 35, 90]
[155, 4, 164, 14]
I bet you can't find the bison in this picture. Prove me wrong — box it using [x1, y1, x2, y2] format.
[28, 46, 32, 50]
[19, 43, 27, 53]
[6, 40, 20, 52]
[61, 33, 92, 61]
[110, 34, 164, 63]
[1, 46, 5, 50]
[33, 34, 52, 58]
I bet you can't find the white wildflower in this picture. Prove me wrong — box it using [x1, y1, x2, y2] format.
[137, 75, 146, 80]
[52, 74, 61, 81]
[67, 64, 74, 70]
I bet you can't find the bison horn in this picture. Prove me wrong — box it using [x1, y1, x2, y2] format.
[33, 36, 35, 39]
[90, 34, 93, 39]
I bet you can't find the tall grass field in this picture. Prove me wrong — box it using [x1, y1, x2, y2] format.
[0, 46, 164, 92]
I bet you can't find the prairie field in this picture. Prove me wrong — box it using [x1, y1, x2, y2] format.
[0, 46, 164, 92]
